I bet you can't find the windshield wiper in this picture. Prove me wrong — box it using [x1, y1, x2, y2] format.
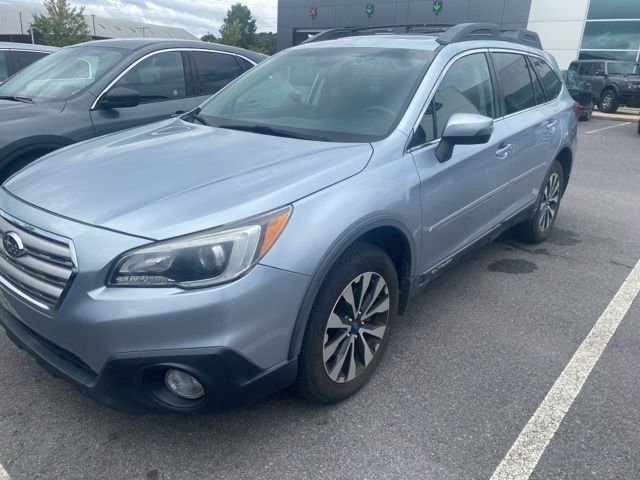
[216, 124, 328, 141]
[0, 95, 34, 104]
[180, 107, 211, 126]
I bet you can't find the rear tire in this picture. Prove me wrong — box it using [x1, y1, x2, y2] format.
[512, 161, 564, 244]
[598, 90, 619, 113]
[296, 242, 399, 404]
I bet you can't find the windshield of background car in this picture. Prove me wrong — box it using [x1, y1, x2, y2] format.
[607, 62, 640, 75]
[198, 47, 434, 142]
[563, 70, 587, 89]
[0, 46, 126, 101]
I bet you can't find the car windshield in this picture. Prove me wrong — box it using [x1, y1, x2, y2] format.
[198, 47, 433, 142]
[607, 62, 640, 75]
[0, 46, 126, 102]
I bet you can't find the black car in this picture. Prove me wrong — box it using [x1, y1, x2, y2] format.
[0, 39, 266, 180]
[562, 70, 593, 120]
[569, 60, 640, 114]
[0, 42, 57, 83]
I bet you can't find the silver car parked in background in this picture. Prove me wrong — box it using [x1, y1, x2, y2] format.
[0, 24, 577, 412]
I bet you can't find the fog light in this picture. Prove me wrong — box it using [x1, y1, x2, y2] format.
[164, 369, 205, 400]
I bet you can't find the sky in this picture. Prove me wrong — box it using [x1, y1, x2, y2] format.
[0, 0, 278, 37]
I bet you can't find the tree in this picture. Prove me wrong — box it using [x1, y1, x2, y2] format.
[218, 3, 257, 49]
[31, 0, 90, 47]
[200, 33, 218, 43]
[253, 32, 276, 55]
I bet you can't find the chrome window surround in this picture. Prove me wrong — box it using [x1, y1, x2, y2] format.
[405, 47, 564, 153]
[90, 48, 258, 110]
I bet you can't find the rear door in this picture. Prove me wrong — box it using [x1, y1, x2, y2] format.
[188, 50, 248, 104]
[492, 51, 554, 214]
[90, 50, 199, 137]
[582, 62, 605, 97]
[410, 51, 513, 273]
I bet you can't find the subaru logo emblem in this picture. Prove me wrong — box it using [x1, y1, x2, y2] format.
[3, 231, 25, 258]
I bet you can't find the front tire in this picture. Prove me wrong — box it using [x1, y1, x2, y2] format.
[598, 90, 619, 113]
[296, 242, 399, 403]
[513, 161, 564, 244]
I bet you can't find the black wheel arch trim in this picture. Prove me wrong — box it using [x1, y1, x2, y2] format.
[0, 135, 75, 168]
[287, 215, 417, 360]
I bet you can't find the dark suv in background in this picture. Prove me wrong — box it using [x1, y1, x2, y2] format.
[0, 38, 265, 180]
[569, 59, 640, 113]
[0, 42, 57, 84]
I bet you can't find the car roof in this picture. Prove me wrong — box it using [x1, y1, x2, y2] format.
[0, 42, 58, 52]
[296, 34, 442, 51]
[65, 38, 267, 62]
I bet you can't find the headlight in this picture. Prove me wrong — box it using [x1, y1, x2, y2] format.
[108, 206, 291, 288]
[626, 82, 640, 89]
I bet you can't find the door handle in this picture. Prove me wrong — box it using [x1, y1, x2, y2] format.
[546, 120, 557, 129]
[496, 143, 512, 159]
[172, 110, 186, 117]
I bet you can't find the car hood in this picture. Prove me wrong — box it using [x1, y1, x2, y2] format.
[5, 119, 373, 240]
[0, 99, 64, 117]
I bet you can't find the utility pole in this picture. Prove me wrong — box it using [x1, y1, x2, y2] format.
[19, 11, 24, 35]
[91, 14, 96, 37]
[27, 26, 35, 44]
[137, 26, 149, 38]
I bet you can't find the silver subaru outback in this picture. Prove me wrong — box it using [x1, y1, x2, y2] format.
[0, 24, 577, 413]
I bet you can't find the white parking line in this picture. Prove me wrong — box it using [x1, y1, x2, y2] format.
[0, 463, 9, 480]
[491, 258, 640, 480]
[585, 122, 631, 134]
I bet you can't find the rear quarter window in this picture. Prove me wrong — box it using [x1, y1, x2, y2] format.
[530, 57, 563, 100]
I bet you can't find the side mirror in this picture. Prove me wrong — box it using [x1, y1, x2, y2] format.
[99, 87, 140, 110]
[435, 113, 494, 163]
[595, 70, 604, 76]
[586, 82, 592, 89]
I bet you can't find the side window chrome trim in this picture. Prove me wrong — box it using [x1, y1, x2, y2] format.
[90, 48, 256, 110]
[490, 49, 564, 121]
[404, 48, 491, 153]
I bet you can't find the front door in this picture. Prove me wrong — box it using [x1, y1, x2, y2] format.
[410, 52, 513, 274]
[91, 50, 198, 137]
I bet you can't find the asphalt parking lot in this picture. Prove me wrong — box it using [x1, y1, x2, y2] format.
[0, 118, 639, 480]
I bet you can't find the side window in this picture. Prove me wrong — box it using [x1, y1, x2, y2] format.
[596, 63, 605, 75]
[11, 50, 48, 73]
[418, 53, 495, 144]
[113, 51, 186, 103]
[191, 51, 244, 96]
[526, 58, 546, 105]
[493, 53, 536, 115]
[0, 52, 8, 82]
[236, 56, 255, 72]
[530, 57, 562, 100]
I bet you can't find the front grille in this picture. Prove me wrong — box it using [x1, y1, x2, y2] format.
[0, 212, 75, 310]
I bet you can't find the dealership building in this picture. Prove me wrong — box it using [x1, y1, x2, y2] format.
[277, 0, 640, 68]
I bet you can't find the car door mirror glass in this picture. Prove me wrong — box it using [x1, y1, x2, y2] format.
[436, 113, 494, 163]
[100, 87, 141, 109]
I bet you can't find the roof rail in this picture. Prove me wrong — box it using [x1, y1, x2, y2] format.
[301, 24, 454, 44]
[302, 22, 543, 50]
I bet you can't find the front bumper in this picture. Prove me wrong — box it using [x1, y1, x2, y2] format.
[0, 306, 298, 413]
[0, 191, 311, 412]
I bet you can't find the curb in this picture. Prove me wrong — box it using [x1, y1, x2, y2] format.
[592, 110, 640, 123]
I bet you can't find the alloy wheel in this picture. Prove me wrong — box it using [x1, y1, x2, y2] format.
[539, 172, 560, 232]
[322, 272, 390, 383]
